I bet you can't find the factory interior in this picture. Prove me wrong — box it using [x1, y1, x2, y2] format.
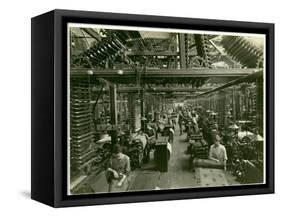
[69, 27, 265, 194]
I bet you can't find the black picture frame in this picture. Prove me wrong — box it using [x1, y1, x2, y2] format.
[31, 9, 274, 207]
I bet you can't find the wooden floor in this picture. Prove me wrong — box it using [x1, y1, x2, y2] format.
[74, 125, 239, 194]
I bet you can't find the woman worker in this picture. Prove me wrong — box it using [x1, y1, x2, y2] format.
[105, 144, 131, 192]
[209, 135, 228, 171]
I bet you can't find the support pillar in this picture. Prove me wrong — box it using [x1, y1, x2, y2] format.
[140, 89, 145, 130]
[232, 89, 236, 121]
[179, 33, 189, 69]
[256, 77, 263, 134]
[110, 84, 118, 145]
[128, 93, 141, 131]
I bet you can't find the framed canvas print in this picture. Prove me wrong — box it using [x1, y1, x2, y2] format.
[31, 9, 274, 207]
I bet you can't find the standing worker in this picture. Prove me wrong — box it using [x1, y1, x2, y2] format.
[178, 111, 184, 135]
[193, 135, 228, 170]
[209, 135, 228, 171]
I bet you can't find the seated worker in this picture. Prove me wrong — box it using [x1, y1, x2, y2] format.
[209, 135, 228, 171]
[105, 144, 131, 192]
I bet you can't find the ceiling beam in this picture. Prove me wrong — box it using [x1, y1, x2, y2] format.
[71, 68, 256, 79]
[91, 87, 212, 93]
[125, 50, 179, 56]
[194, 70, 263, 97]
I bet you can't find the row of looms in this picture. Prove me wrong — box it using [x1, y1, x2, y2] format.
[69, 27, 264, 193]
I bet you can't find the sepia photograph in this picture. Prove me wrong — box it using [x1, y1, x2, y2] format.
[67, 23, 265, 195]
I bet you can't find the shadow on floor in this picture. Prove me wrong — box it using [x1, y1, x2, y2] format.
[179, 155, 192, 171]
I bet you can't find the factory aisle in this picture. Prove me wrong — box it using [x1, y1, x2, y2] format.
[157, 126, 197, 189]
[128, 126, 197, 191]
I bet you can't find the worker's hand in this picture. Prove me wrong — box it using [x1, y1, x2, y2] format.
[117, 181, 123, 187]
[112, 171, 119, 179]
[213, 159, 219, 163]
